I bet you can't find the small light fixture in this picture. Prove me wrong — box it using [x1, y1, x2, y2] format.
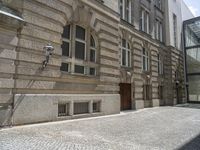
[42, 43, 54, 69]
[127, 71, 131, 76]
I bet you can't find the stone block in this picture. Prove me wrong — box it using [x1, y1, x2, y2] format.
[135, 100, 144, 109]
[152, 99, 160, 107]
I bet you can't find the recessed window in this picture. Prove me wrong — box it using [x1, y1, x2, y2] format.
[90, 35, 96, 62]
[93, 101, 100, 113]
[60, 63, 69, 72]
[75, 65, 85, 74]
[155, 0, 162, 10]
[61, 25, 70, 57]
[173, 14, 177, 47]
[143, 84, 152, 100]
[76, 25, 86, 40]
[121, 39, 131, 67]
[119, 0, 132, 23]
[89, 67, 96, 76]
[61, 41, 69, 56]
[58, 104, 69, 117]
[61, 24, 98, 76]
[158, 54, 164, 75]
[62, 25, 70, 39]
[158, 85, 164, 100]
[142, 48, 149, 71]
[140, 9, 150, 34]
[75, 41, 85, 60]
[155, 19, 163, 42]
[74, 102, 89, 115]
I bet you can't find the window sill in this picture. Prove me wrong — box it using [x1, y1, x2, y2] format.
[142, 70, 151, 75]
[121, 65, 132, 70]
[154, 5, 164, 14]
[120, 18, 135, 28]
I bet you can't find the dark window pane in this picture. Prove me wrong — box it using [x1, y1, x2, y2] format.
[128, 43, 130, 49]
[93, 102, 100, 112]
[128, 51, 131, 67]
[143, 48, 146, 55]
[76, 25, 85, 40]
[122, 49, 126, 64]
[61, 41, 69, 56]
[122, 49, 126, 66]
[75, 41, 85, 60]
[75, 65, 84, 74]
[90, 35, 95, 47]
[122, 39, 126, 47]
[90, 68, 96, 75]
[62, 25, 70, 39]
[60, 63, 69, 72]
[74, 102, 89, 115]
[90, 49, 96, 62]
[143, 56, 146, 70]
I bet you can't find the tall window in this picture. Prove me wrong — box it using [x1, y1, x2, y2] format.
[158, 54, 163, 75]
[61, 25, 70, 57]
[142, 48, 149, 71]
[75, 25, 86, 60]
[90, 35, 96, 62]
[158, 85, 163, 100]
[61, 24, 98, 76]
[119, 0, 132, 23]
[143, 84, 152, 100]
[121, 39, 131, 67]
[155, 0, 162, 10]
[155, 19, 163, 42]
[140, 9, 150, 34]
[173, 14, 177, 47]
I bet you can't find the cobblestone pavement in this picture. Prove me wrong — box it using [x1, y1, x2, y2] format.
[1, 106, 200, 150]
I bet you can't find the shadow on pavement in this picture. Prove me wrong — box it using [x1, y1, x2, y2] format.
[177, 133, 200, 150]
[175, 103, 200, 109]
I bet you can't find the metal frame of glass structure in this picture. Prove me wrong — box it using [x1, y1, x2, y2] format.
[183, 16, 200, 103]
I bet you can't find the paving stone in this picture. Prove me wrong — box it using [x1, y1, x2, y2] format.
[1, 106, 200, 150]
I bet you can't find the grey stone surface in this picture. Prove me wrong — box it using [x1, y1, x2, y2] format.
[1, 106, 200, 150]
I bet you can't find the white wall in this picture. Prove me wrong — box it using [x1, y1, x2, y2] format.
[165, 0, 194, 50]
[181, 1, 194, 21]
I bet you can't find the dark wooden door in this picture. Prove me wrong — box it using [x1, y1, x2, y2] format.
[119, 83, 132, 110]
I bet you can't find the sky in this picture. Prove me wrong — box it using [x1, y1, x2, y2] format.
[183, 0, 200, 17]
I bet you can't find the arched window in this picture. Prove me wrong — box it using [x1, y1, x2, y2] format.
[121, 39, 131, 67]
[142, 48, 149, 71]
[60, 24, 98, 76]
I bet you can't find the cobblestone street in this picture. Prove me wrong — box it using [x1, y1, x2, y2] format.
[1, 105, 200, 150]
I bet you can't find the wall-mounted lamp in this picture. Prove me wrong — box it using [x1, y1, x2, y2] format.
[42, 43, 54, 69]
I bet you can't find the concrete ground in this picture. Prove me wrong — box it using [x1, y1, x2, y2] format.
[1, 105, 200, 150]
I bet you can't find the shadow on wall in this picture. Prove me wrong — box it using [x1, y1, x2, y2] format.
[177, 133, 200, 150]
[0, 67, 44, 127]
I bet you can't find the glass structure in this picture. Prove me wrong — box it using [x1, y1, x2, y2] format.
[183, 16, 200, 102]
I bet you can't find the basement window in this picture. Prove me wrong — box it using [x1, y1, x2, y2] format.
[74, 65, 85, 74]
[60, 63, 69, 72]
[58, 104, 69, 117]
[93, 101, 101, 113]
[74, 102, 89, 115]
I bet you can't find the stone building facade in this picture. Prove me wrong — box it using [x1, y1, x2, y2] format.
[0, 0, 186, 126]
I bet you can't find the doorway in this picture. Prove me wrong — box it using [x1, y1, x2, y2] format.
[119, 83, 132, 110]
